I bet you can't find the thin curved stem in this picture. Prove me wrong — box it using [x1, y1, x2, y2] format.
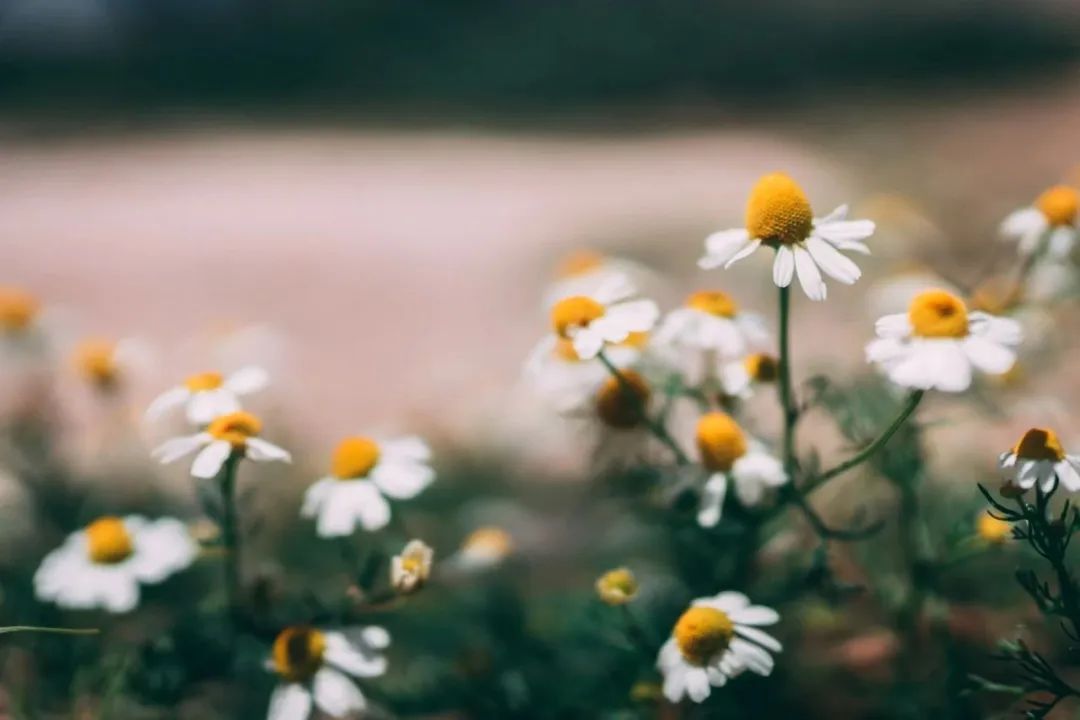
[0, 626, 99, 636]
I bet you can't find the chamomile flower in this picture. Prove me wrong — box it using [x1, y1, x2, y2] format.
[976, 511, 1012, 546]
[657, 591, 782, 703]
[151, 410, 291, 479]
[1001, 184, 1079, 259]
[543, 250, 644, 309]
[998, 427, 1080, 493]
[694, 412, 787, 528]
[391, 539, 433, 595]
[699, 173, 875, 301]
[548, 276, 659, 360]
[0, 286, 40, 335]
[524, 333, 644, 412]
[145, 366, 269, 425]
[454, 526, 514, 571]
[71, 337, 151, 391]
[866, 289, 1021, 392]
[34, 516, 197, 613]
[716, 353, 779, 400]
[302, 436, 434, 537]
[596, 567, 638, 606]
[266, 625, 389, 720]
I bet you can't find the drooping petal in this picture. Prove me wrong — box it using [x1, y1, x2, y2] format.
[805, 236, 861, 284]
[144, 387, 190, 422]
[793, 246, 827, 301]
[267, 684, 313, 720]
[723, 238, 763, 269]
[699, 228, 753, 269]
[312, 667, 366, 717]
[151, 433, 209, 464]
[224, 365, 269, 395]
[246, 437, 292, 463]
[772, 246, 795, 288]
[191, 441, 233, 479]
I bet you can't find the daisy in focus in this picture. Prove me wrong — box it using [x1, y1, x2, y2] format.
[34, 516, 197, 613]
[866, 288, 1021, 392]
[266, 625, 389, 720]
[145, 366, 269, 425]
[657, 591, 782, 703]
[694, 412, 787, 528]
[152, 410, 291, 478]
[548, 276, 659, 360]
[302, 435, 435, 537]
[1000, 184, 1079, 259]
[699, 172, 875, 301]
[998, 427, 1080, 493]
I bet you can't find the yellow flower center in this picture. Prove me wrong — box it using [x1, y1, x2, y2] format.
[1012, 427, 1065, 462]
[745, 172, 814, 246]
[85, 517, 134, 565]
[185, 372, 224, 392]
[908, 289, 969, 338]
[1035, 185, 1079, 227]
[551, 296, 606, 339]
[553, 337, 583, 362]
[272, 626, 327, 682]
[744, 353, 778, 382]
[331, 436, 381, 479]
[207, 411, 262, 448]
[696, 412, 748, 472]
[687, 290, 739, 318]
[0, 287, 39, 332]
[556, 249, 606, 278]
[595, 370, 651, 429]
[74, 339, 118, 386]
[674, 606, 735, 665]
[621, 331, 650, 350]
[976, 513, 1011, 545]
[596, 567, 638, 605]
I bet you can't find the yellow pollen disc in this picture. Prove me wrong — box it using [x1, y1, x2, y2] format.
[674, 606, 735, 665]
[696, 412, 748, 472]
[596, 567, 638, 605]
[977, 512, 1011, 545]
[331, 436, 381, 480]
[207, 411, 262, 448]
[551, 296, 606, 339]
[272, 627, 327, 682]
[908, 289, 969, 338]
[687, 290, 739, 318]
[1013, 427, 1066, 462]
[0, 287, 39, 332]
[85, 517, 134, 564]
[74, 339, 118, 386]
[185, 371, 224, 392]
[1035, 185, 1079, 227]
[745, 172, 814, 246]
[556, 249, 606, 278]
[744, 353, 779, 382]
[553, 337, 582, 362]
[595, 370, 651, 429]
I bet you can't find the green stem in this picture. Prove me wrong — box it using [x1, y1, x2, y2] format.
[596, 350, 689, 465]
[777, 285, 797, 476]
[0, 625, 98, 636]
[220, 453, 243, 624]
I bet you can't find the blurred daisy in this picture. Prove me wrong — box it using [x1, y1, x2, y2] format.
[302, 436, 434, 537]
[596, 567, 638, 606]
[454, 526, 514, 571]
[524, 333, 643, 412]
[716, 353, 779, 400]
[592, 369, 653, 430]
[391, 539, 433, 595]
[152, 410, 290, 479]
[145, 366, 268, 425]
[1001, 184, 1078, 259]
[866, 289, 1021, 392]
[548, 276, 658, 360]
[542, 249, 643, 307]
[699, 173, 875, 301]
[657, 591, 782, 703]
[0, 286, 40, 335]
[267, 625, 388, 720]
[976, 511, 1012, 546]
[695, 412, 787, 528]
[34, 516, 197, 613]
[999, 427, 1080, 493]
[71, 337, 151, 391]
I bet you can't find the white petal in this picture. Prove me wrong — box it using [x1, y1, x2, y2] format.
[301, 477, 334, 518]
[323, 631, 388, 678]
[805, 236, 861, 284]
[151, 434, 208, 464]
[969, 312, 1022, 347]
[874, 313, 913, 339]
[144, 387, 190, 422]
[1058, 459, 1080, 492]
[730, 606, 781, 628]
[371, 461, 434, 500]
[128, 518, 198, 584]
[1047, 227, 1076, 259]
[730, 639, 774, 676]
[772, 246, 795, 287]
[684, 667, 712, 703]
[723, 238, 762, 269]
[695, 591, 749, 613]
[662, 663, 688, 702]
[99, 574, 142, 613]
[699, 228, 752, 269]
[191, 441, 233, 479]
[315, 482, 391, 537]
[267, 684, 312, 720]
[793, 246, 826, 301]
[380, 436, 432, 462]
[571, 328, 604, 360]
[697, 473, 728, 528]
[187, 389, 241, 425]
[225, 365, 269, 395]
[815, 204, 848, 224]
[361, 626, 391, 649]
[961, 336, 1015, 375]
[733, 624, 783, 651]
[246, 437, 292, 463]
[595, 300, 659, 341]
[814, 217, 875, 244]
[312, 667, 365, 717]
[1000, 207, 1046, 238]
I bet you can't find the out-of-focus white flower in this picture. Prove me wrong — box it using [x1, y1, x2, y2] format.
[699, 173, 875, 302]
[595, 567, 638, 606]
[524, 333, 643, 412]
[70, 337, 152, 391]
[694, 412, 787, 527]
[391, 539, 434, 594]
[866, 289, 1021, 392]
[151, 410, 291, 478]
[657, 591, 782, 703]
[0, 286, 40, 336]
[715, 353, 779, 400]
[302, 436, 434, 537]
[999, 427, 1080, 493]
[146, 366, 269, 425]
[266, 625, 388, 720]
[975, 511, 1012, 545]
[547, 276, 658, 360]
[542, 250, 648, 309]
[34, 516, 196, 613]
[454, 527, 514, 571]
[1001, 184, 1078, 259]
[866, 265, 962, 318]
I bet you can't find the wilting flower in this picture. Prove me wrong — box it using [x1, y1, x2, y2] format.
[266, 626, 388, 720]
[596, 567, 638, 605]
[976, 511, 1012, 545]
[695, 412, 787, 527]
[524, 333, 644, 412]
[999, 427, 1080, 493]
[1000, 184, 1078, 258]
[145, 366, 269, 425]
[302, 436, 434, 537]
[657, 591, 782, 703]
[716, 353, 779, 400]
[866, 288, 1021, 392]
[152, 410, 291, 478]
[391, 539, 434, 594]
[0, 286, 40, 335]
[699, 173, 875, 301]
[548, 276, 658, 360]
[71, 337, 149, 390]
[34, 516, 197, 613]
[455, 527, 514, 571]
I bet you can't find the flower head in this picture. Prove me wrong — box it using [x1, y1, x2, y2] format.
[0, 286, 39, 334]
[1001, 184, 1079, 259]
[596, 567, 638, 605]
[654, 290, 771, 376]
[391, 539, 434, 595]
[545, 276, 658, 360]
[976, 512, 1012, 545]
[524, 332, 643, 412]
[151, 410, 291, 478]
[999, 427, 1080, 493]
[457, 526, 514, 570]
[694, 412, 787, 527]
[146, 366, 269, 425]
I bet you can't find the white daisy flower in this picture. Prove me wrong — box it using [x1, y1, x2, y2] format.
[715, 353, 779, 400]
[866, 288, 1021, 393]
[655, 289, 771, 381]
[542, 250, 645, 309]
[34, 516, 197, 613]
[302, 435, 434, 537]
[548, 276, 659, 361]
[391, 539, 434, 595]
[151, 410, 291, 479]
[1000, 184, 1078, 259]
[0, 286, 40, 336]
[693, 412, 787, 528]
[145, 366, 269, 425]
[524, 332, 644, 412]
[999, 427, 1080, 493]
[657, 591, 782, 703]
[699, 172, 875, 302]
[266, 625, 388, 720]
[71, 337, 152, 391]
[452, 526, 514, 572]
